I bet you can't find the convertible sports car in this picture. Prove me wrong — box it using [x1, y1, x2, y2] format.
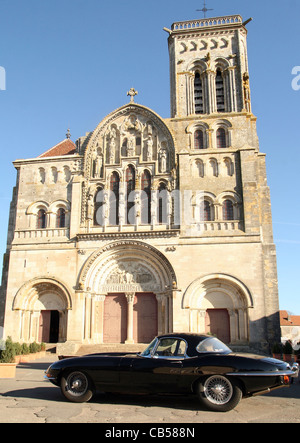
[45, 333, 299, 412]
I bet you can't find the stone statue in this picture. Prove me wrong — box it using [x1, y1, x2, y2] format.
[108, 128, 117, 164]
[146, 135, 153, 161]
[127, 134, 136, 157]
[159, 148, 168, 173]
[93, 149, 103, 178]
[86, 194, 94, 220]
[243, 72, 251, 113]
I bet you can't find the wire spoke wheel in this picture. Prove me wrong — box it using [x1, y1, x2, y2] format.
[61, 371, 94, 403]
[197, 375, 242, 412]
[66, 372, 89, 397]
[204, 375, 233, 405]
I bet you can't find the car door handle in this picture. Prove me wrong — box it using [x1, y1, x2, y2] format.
[171, 360, 182, 364]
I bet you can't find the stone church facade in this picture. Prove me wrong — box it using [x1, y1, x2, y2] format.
[0, 15, 280, 353]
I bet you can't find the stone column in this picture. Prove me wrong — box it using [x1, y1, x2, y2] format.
[90, 295, 96, 341]
[225, 67, 237, 112]
[67, 290, 85, 342]
[22, 310, 31, 342]
[95, 294, 106, 344]
[84, 293, 92, 342]
[198, 309, 206, 333]
[125, 292, 135, 344]
[156, 294, 163, 335]
[238, 308, 248, 342]
[228, 309, 238, 343]
[206, 70, 217, 114]
[163, 294, 169, 334]
[186, 72, 195, 115]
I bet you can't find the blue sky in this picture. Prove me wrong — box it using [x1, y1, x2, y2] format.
[0, 0, 299, 313]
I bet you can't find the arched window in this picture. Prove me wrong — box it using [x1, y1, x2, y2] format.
[56, 208, 66, 228]
[94, 187, 104, 226]
[194, 72, 204, 114]
[158, 182, 167, 224]
[194, 130, 204, 149]
[37, 209, 46, 229]
[201, 201, 213, 222]
[126, 165, 135, 224]
[110, 172, 120, 225]
[141, 170, 151, 224]
[223, 200, 234, 221]
[216, 69, 225, 112]
[216, 128, 227, 148]
[194, 159, 204, 177]
[38, 168, 45, 184]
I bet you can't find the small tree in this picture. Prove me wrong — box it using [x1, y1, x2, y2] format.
[29, 342, 39, 354]
[0, 337, 16, 363]
[21, 343, 30, 355]
[283, 341, 293, 355]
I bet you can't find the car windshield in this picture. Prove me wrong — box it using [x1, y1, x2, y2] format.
[140, 338, 158, 357]
[196, 337, 231, 354]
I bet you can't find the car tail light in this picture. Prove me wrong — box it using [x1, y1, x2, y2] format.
[283, 375, 290, 385]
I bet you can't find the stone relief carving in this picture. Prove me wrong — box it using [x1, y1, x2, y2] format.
[106, 263, 152, 285]
[99, 261, 160, 293]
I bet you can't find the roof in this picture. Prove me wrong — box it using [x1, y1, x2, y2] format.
[280, 310, 300, 327]
[38, 139, 76, 158]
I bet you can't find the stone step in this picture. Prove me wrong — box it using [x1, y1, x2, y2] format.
[76, 343, 148, 356]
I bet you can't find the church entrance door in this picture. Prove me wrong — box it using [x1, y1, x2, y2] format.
[103, 292, 158, 344]
[103, 294, 127, 343]
[205, 309, 230, 344]
[39, 310, 60, 343]
[133, 293, 158, 343]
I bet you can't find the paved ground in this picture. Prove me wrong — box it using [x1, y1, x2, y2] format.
[0, 355, 299, 424]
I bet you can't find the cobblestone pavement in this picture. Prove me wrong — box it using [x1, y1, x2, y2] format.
[0, 356, 299, 424]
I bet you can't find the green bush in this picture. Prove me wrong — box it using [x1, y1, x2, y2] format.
[29, 342, 40, 354]
[283, 341, 293, 355]
[21, 343, 30, 355]
[13, 342, 22, 356]
[272, 342, 282, 354]
[0, 339, 45, 362]
[0, 337, 16, 363]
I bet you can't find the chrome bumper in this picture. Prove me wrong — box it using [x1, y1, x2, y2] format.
[44, 370, 56, 381]
[290, 362, 299, 378]
[227, 364, 299, 379]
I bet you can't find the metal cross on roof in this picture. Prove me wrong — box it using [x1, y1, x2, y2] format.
[196, 0, 214, 18]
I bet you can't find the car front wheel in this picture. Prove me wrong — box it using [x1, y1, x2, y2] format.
[197, 375, 242, 412]
[60, 371, 94, 403]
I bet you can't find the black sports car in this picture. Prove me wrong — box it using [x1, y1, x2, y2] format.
[45, 333, 299, 412]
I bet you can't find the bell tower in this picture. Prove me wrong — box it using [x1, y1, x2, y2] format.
[166, 15, 251, 118]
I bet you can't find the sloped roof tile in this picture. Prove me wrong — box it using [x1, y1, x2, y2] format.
[38, 139, 76, 158]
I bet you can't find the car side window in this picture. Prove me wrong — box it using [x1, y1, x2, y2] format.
[154, 338, 187, 358]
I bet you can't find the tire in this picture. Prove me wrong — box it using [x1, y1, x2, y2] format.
[60, 371, 94, 403]
[197, 375, 242, 412]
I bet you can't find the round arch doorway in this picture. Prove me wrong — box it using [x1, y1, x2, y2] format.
[79, 240, 177, 344]
[12, 278, 72, 344]
[183, 274, 252, 344]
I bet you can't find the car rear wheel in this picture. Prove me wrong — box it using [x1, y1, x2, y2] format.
[197, 375, 242, 412]
[60, 371, 94, 403]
